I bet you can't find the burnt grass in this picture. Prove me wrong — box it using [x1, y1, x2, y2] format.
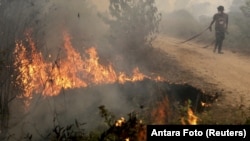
[5, 47, 229, 140]
[132, 46, 250, 125]
[19, 78, 219, 140]
[50, 78, 218, 123]
[7, 46, 231, 140]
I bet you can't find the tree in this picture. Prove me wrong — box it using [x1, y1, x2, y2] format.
[99, 0, 161, 58]
[225, 0, 250, 51]
[0, 0, 47, 138]
[241, 0, 250, 17]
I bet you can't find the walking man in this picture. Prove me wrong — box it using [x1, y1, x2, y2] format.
[209, 5, 229, 54]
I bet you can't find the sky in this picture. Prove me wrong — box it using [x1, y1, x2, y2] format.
[91, 0, 237, 18]
[155, 0, 233, 13]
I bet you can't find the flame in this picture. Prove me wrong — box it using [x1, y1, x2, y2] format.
[137, 125, 147, 141]
[115, 117, 125, 127]
[14, 31, 162, 107]
[181, 108, 198, 125]
[187, 108, 198, 125]
[151, 97, 170, 124]
[114, 117, 146, 141]
[201, 101, 210, 107]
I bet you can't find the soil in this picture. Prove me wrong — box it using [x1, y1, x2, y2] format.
[151, 35, 250, 124]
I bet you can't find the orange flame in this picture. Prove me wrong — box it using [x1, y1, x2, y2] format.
[115, 117, 126, 127]
[13, 31, 162, 106]
[201, 101, 210, 107]
[151, 97, 170, 124]
[181, 108, 198, 125]
[187, 108, 198, 125]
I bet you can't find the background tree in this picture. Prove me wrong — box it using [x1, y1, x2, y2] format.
[223, 0, 250, 53]
[99, 0, 161, 69]
[241, 0, 250, 17]
[0, 0, 43, 138]
[0, 0, 108, 139]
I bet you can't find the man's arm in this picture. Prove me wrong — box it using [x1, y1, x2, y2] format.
[209, 15, 216, 31]
[209, 20, 215, 31]
[225, 14, 229, 31]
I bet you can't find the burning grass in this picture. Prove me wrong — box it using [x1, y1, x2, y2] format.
[9, 31, 219, 140]
[13, 31, 164, 108]
[8, 78, 217, 140]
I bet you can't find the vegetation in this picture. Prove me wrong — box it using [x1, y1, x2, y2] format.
[0, 0, 250, 140]
[241, 0, 250, 17]
[0, 0, 103, 138]
[0, 0, 38, 137]
[98, 0, 161, 68]
[3, 102, 249, 140]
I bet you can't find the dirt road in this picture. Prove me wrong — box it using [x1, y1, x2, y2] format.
[153, 35, 250, 123]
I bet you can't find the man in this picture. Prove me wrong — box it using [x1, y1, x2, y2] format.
[209, 5, 228, 54]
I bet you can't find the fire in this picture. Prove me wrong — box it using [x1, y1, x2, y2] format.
[181, 108, 198, 125]
[187, 108, 198, 125]
[14, 31, 161, 106]
[201, 101, 210, 107]
[115, 117, 126, 127]
[118, 67, 149, 84]
[151, 97, 170, 124]
[114, 116, 146, 141]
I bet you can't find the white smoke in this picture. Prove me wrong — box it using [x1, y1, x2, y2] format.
[156, 0, 234, 18]
[91, 0, 236, 19]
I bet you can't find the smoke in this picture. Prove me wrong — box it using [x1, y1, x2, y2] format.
[5, 0, 165, 139]
[157, 0, 250, 50]
[36, 0, 109, 59]
[156, 0, 234, 18]
[5, 0, 128, 139]
[4, 0, 250, 139]
[9, 84, 138, 139]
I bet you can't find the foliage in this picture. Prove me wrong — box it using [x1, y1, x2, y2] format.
[223, 0, 250, 53]
[98, 105, 146, 141]
[48, 106, 144, 141]
[241, 0, 250, 17]
[0, 0, 40, 137]
[99, 0, 161, 54]
[159, 10, 204, 39]
[98, 105, 116, 128]
[0, 0, 105, 138]
[46, 119, 88, 141]
[4, 100, 250, 140]
[4, 105, 146, 141]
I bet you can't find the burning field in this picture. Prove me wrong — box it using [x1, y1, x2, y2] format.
[1, 0, 250, 140]
[7, 30, 217, 140]
[13, 30, 163, 106]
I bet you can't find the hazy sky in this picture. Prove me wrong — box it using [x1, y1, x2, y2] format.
[156, 0, 233, 13]
[92, 0, 235, 18]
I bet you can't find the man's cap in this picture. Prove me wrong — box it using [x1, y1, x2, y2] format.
[217, 5, 224, 11]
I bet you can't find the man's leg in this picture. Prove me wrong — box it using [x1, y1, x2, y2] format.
[214, 32, 219, 53]
[218, 32, 225, 53]
[218, 40, 223, 53]
[214, 41, 218, 53]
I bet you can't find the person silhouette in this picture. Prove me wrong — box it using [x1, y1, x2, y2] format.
[209, 5, 229, 54]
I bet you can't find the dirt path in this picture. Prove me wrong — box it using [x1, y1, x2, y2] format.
[153, 35, 250, 122]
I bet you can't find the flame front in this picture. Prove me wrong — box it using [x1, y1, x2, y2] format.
[181, 108, 198, 125]
[14, 31, 161, 106]
[187, 108, 198, 125]
[151, 97, 170, 124]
